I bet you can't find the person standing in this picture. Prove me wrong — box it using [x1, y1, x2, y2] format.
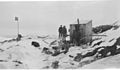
[58, 25, 63, 38]
[62, 26, 67, 41]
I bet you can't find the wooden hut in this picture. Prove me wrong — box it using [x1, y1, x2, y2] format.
[69, 19, 92, 46]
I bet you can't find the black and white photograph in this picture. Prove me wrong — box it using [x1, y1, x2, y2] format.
[0, 0, 119, 69]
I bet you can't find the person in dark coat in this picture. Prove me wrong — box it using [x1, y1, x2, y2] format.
[62, 26, 67, 41]
[58, 25, 63, 38]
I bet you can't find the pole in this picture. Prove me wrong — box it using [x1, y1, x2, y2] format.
[15, 16, 19, 36]
[77, 18, 80, 46]
[17, 21, 19, 35]
[15, 16, 20, 41]
[77, 18, 79, 24]
[77, 18, 80, 30]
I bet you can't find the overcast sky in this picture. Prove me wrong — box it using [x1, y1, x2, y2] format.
[0, 0, 119, 37]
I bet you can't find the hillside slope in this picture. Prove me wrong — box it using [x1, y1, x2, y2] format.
[82, 54, 120, 69]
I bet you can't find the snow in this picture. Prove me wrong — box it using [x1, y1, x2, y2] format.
[0, 37, 12, 42]
[67, 46, 82, 56]
[82, 54, 120, 69]
[0, 24, 120, 69]
[0, 35, 66, 69]
[80, 24, 120, 69]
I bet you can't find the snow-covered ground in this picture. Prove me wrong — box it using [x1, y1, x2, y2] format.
[82, 54, 120, 69]
[0, 37, 12, 42]
[0, 24, 120, 69]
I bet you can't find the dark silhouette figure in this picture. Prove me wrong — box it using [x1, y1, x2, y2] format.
[62, 26, 67, 41]
[16, 34, 22, 41]
[58, 25, 63, 38]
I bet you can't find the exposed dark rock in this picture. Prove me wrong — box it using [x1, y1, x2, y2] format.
[93, 25, 113, 34]
[74, 53, 82, 62]
[42, 47, 53, 55]
[13, 60, 23, 64]
[82, 47, 103, 59]
[92, 41, 104, 47]
[42, 47, 49, 51]
[0, 60, 7, 62]
[98, 46, 116, 57]
[109, 38, 115, 42]
[50, 40, 57, 46]
[51, 61, 59, 69]
[52, 47, 58, 50]
[69, 55, 74, 58]
[60, 41, 70, 54]
[52, 50, 61, 56]
[0, 49, 4, 52]
[28, 37, 32, 39]
[114, 37, 120, 45]
[31, 41, 40, 47]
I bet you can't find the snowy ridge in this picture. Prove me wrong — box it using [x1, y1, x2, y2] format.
[0, 37, 12, 42]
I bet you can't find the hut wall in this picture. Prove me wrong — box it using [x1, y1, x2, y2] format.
[69, 20, 92, 45]
[85, 20, 92, 43]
